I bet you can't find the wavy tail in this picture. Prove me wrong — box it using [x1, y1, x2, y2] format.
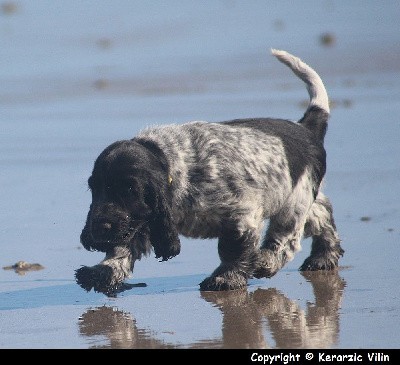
[271, 49, 330, 143]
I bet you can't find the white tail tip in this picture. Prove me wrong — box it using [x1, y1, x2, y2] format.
[271, 48, 330, 114]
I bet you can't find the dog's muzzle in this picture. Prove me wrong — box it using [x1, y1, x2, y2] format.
[91, 219, 117, 242]
[81, 208, 146, 252]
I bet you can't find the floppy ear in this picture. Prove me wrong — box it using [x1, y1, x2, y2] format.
[146, 184, 181, 261]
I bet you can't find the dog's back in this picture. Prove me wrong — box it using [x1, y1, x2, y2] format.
[137, 116, 325, 239]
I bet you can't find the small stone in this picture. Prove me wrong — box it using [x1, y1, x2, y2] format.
[319, 32, 336, 47]
[1, 1, 18, 15]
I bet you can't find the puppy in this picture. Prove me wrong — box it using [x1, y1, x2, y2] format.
[75, 49, 343, 296]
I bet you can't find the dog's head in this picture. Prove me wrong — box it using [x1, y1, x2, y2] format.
[80, 139, 181, 262]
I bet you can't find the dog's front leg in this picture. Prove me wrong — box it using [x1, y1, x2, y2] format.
[200, 227, 260, 291]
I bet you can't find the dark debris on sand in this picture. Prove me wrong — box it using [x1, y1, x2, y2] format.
[3, 260, 45, 275]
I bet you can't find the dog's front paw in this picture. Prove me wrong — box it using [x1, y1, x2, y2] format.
[75, 264, 123, 297]
[75, 265, 99, 292]
[199, 272, 247, 291]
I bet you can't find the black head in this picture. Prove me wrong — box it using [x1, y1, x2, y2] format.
[80, 139, 181, 261]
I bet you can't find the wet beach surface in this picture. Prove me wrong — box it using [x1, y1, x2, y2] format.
[1, 1, 400, 349]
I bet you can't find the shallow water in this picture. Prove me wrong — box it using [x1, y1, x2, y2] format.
[1, 0, 400, 349]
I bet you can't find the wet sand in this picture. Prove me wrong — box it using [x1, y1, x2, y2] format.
[1, 1, 400, 349]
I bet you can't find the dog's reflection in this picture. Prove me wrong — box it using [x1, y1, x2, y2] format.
[202, 271, 346, 348]
[78, 306, 175, 349]
[78, 271, 345, 348]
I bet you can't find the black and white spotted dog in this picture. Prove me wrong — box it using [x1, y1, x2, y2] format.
[75, 49, 343, 296]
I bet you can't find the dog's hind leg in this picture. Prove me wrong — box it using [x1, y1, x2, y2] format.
[254, 213, 308, 279]
[254, 174, 315, 279]
[199, 222, 262, 291]
[300, 192, 343, 271]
